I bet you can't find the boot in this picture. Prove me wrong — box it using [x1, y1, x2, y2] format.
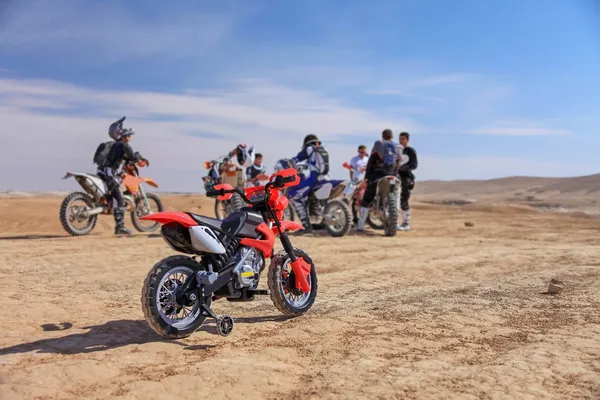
[397, 209, 411, 231]
[113, 208, 132, 236]
[355, 207, 369, 231]
[293, 203, 314, 236]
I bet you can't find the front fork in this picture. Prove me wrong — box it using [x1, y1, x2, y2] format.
[136, 185, 152, 215]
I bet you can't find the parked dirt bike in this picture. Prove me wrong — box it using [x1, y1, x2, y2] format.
[59, 160, 163, 236]
[138, 168, 318, 338]
[342, 162, 400, 234]
[202, 156, 269, 220]
[273, 159, 353, 237]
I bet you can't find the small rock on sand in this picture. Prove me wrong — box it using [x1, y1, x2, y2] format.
[465, 221, 474, 227]
[547, 278, 565, 294]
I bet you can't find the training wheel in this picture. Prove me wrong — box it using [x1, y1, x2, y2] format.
[216, 315, 234, 336]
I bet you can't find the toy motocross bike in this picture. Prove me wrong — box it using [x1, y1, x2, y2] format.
[59, 160, 163, 236]
[139, 168, 318, 338]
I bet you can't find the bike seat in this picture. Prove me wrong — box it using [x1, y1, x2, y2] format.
[187, 212, 247, 237]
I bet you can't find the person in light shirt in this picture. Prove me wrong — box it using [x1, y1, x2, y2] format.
[348, 144, 368, 183]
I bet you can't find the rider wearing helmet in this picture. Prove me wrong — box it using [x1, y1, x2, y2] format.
[227, 144, 256, 169]
[287, 134, 330, 235]
[97, 124, 148, 236]
[355, 128, 397, 232]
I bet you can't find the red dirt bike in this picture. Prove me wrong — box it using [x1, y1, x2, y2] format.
[139, 168, 318, 338]
[342, 162, 397, 234]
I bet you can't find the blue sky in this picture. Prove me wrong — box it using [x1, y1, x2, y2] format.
[1, 0, 599, 191]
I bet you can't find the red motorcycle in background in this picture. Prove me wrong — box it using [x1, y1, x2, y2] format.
[342, 162, 393, 232]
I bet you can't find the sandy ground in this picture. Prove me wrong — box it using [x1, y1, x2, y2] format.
[0, 194, 599, 399]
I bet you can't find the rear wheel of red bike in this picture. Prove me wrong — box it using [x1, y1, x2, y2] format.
[141, 255, 211, 339]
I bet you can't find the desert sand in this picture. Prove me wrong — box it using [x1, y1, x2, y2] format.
[0, 192, 599, 399]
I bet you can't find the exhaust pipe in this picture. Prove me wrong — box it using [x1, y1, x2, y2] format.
[82, 207, 105, 217]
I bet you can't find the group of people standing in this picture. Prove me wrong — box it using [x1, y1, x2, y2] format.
[348, 129, 418, 232]
[240, 129, 419, 234]
[93, 116, 417, 236]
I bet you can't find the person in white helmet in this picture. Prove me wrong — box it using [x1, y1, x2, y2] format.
[287, 134, 330, 235]
[226, 144, 256, 169]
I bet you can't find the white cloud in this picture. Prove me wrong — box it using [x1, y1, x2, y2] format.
[0, 76, 414, 192]
[0, 75, 587, 192]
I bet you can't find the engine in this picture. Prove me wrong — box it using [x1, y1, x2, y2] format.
[231, 247, 264, 290]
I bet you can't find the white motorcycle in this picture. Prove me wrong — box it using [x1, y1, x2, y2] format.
[59, 160, 163, 236]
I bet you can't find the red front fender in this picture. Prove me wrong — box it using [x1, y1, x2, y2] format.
[271, 220, 304, 235]
[139, 211, 198, 228]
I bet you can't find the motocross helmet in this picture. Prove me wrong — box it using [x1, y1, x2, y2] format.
[273, 158, 295, 173]
[108, 116, 126, 140]
[303, 134, 320, 147]
[235, 144, 255, 168]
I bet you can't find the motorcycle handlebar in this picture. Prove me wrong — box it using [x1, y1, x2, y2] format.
[206, 187, 253, 204]
[207, 175, 296, 204]
[205, 190, 222, 197]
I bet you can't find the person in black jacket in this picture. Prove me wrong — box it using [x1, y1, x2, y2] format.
[396, 132, 418, 231]
[97, 128, 148, 236]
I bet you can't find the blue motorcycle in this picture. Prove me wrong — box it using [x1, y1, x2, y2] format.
[273, 159, 353, 237]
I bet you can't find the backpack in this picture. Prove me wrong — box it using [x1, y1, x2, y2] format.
[382, 140, 396, 168]
[312, 145, 330, 175]
[93, 141, 116, 167]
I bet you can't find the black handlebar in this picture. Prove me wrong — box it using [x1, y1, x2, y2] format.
[205, 190, 222, 197]
[206, 175, 297, 204]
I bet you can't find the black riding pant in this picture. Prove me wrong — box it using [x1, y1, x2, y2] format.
[360, 169, 387, 208]
[97, 167, 125, 226]
[399, 173, 414, 211]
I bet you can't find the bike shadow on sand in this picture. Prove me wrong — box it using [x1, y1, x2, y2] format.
[0, 234, 70, 241]
[195, 314, 295, 336]
[0, 315, 295, 355]
[0, 233, 165, 241]
[0, 319, 188, 356]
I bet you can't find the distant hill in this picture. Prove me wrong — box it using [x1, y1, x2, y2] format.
[3, 173, 600, 213]
[414, 174, 600, 213]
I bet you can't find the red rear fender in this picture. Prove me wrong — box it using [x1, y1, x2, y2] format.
[139, 211, 198, 228]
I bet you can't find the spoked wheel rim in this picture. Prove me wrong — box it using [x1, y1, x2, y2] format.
[134, 196, 161, 230]
[280, 259, 312, 308]
[325, 203, 347, 234]
[215, 199, 233, 220]
[283, 206, 293, 222]
[156, 266, 201, 329]
[68, 198, 95, 231]
[368, 206, 384, 227]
